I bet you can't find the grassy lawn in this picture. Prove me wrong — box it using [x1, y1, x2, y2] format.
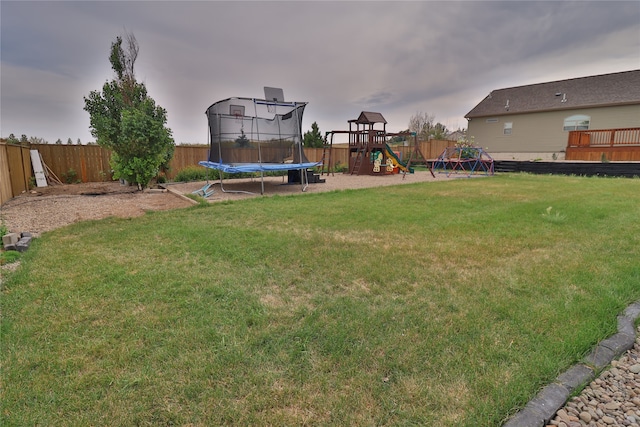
[2, 174, 639, 426]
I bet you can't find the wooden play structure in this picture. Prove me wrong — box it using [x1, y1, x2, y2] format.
[322, 111, 433, 177]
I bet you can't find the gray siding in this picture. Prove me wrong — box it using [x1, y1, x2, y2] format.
[467, 104, 640, 153]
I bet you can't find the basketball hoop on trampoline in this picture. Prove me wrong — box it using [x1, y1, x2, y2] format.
[230, 104, 245, 124]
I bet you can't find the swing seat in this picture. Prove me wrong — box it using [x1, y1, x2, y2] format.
[192, 182, 215, 198]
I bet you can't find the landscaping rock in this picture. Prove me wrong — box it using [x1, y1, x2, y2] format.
[2, 232, 19, 247]
[578, 411, 591, 423]
[15, 236, 32, 252]
[546, 325, 640, 427]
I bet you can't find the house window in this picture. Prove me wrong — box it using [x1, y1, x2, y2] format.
[563, 115, 590, 131]
[503, 122, 512, 135]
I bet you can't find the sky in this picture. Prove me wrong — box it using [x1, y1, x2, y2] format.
[1, 1, 639, 145]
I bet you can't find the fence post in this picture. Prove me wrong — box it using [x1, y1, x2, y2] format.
[1, 143, 32, 201]
[0, 142, 13, 204]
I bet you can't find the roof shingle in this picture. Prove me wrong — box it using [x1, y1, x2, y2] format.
[465, 69, 640, 118]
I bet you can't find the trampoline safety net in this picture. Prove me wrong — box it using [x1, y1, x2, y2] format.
[204, 97, 313, 167]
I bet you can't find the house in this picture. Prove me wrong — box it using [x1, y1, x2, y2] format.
[445, 130, 466, 142]
[465, 70, 640, 160]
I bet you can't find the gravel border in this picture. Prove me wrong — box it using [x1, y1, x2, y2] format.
[504, 301, 640, 427]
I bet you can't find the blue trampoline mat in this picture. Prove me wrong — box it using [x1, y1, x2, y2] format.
[199, 161, 321, 174]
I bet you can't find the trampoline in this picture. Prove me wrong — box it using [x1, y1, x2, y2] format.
[199, 92, 320, 194]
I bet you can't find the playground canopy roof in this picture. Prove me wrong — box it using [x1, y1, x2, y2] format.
[349, 111, 387, 125]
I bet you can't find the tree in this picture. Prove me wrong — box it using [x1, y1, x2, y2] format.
[55, 138, 62, 145]
[84, 31, 174, 189]
[389, 129, 410, 145]
[77, 138, 82, 145]
[67, 138, 73, 145]
[6, 134, 19, 144]
[234, 130, 251, 147]
[408, 111, 435, 141]
[408, 112, 448, 141]
[29, 136, 48, 144]
[303, 121, 324, 148]
[431, 122, 448, 140]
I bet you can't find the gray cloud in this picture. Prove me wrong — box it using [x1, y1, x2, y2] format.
[1, 1, 638, 145]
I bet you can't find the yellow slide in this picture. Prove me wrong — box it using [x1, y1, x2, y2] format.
[384, 144, 413, 173]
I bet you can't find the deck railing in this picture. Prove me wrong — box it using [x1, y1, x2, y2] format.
[567, 128, 640, 147]
[566, 128, 640, 161]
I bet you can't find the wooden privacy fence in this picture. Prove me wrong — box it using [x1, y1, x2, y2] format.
[35, 144, 113, 183]
[29, 144, 212, 183]
[172, 145, 209, 172]
[1, 140, 454, 204]
[1, 142, 32, 205]
[1, 144, 212, 202]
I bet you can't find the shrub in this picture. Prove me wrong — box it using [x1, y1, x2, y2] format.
[62, 168, 80, 184]
[174, 166, 218, 182]
[0, 220, 8, 246]
[329, 161, 348, 173]
[174, 166, 298, 182]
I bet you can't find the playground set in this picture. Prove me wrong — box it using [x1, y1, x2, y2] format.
[322, 111, 433, 177]
[197, 87, 492, 196]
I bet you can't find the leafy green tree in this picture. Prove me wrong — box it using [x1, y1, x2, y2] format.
[6, 134, 19, 144]
[84, 31, 174, 189]
[389, 129, 409, 145]
[431, 122, 448, 140]
[303, 121, 324, 148]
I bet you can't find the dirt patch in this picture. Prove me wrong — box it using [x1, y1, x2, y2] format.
[1, 171, 478, 237]
[25, 181, 141, 197]
[166, 170, 472, 202]
[0, 182, 193, 237]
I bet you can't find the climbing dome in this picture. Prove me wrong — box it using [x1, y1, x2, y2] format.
[432, 146, 494, 177]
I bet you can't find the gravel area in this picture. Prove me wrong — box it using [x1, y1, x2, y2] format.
[547, 329, 640, 427]
[0, 182, 192, 237]
[0, 171, 461, 236]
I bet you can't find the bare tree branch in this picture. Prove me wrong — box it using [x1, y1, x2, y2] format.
[123, 29, 138, 82]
